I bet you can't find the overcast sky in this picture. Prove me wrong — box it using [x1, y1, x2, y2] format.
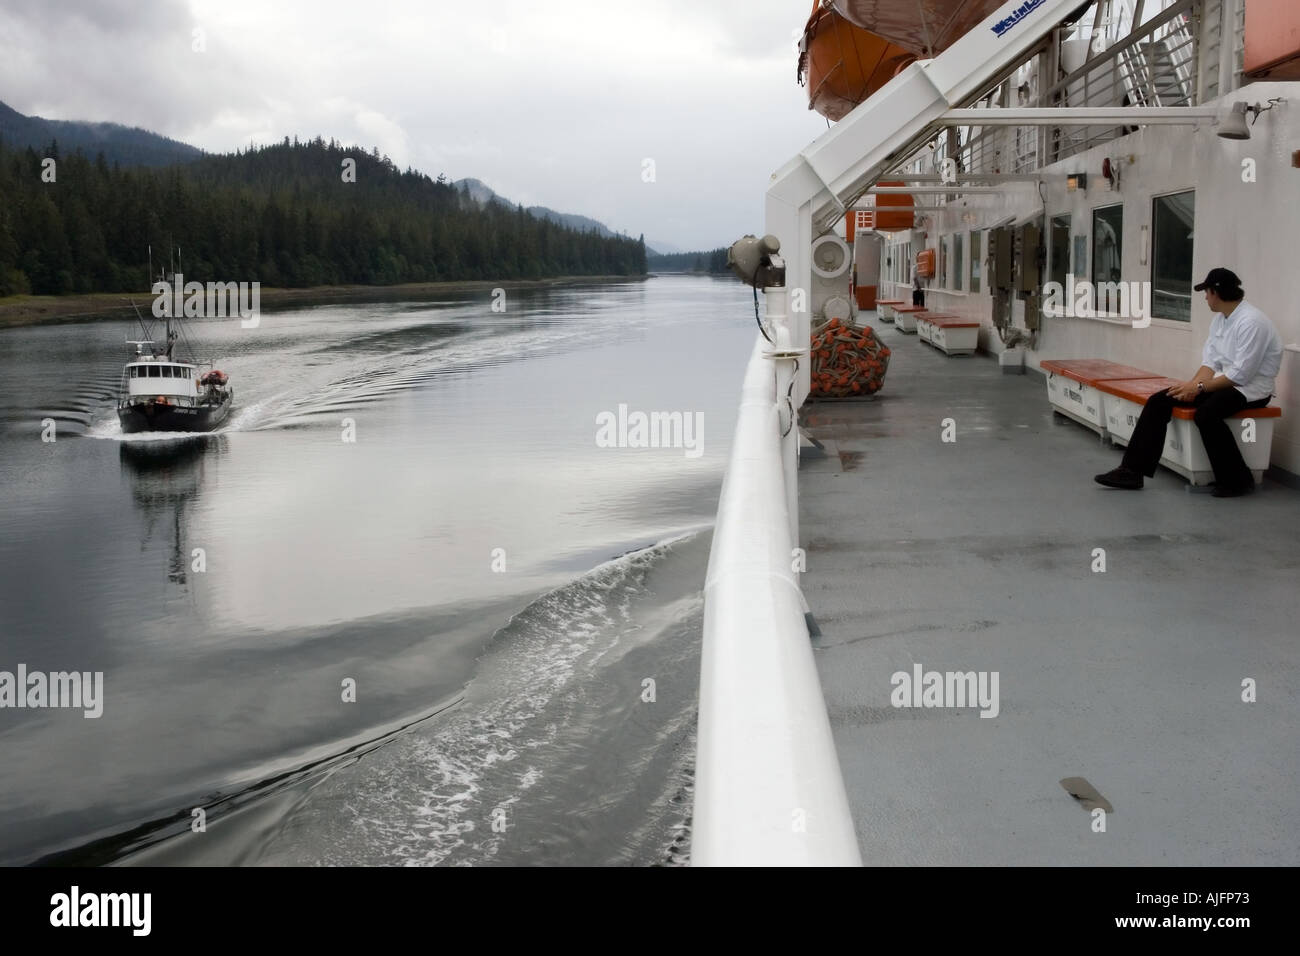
[0, 0, 831, 251]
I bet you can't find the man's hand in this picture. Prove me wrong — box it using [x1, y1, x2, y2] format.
[1166, 380, 1200, 402]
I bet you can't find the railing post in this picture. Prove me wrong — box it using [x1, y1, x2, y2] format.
[1217, 0, 1237, 96]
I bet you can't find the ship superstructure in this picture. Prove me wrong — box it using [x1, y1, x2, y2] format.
[695, 0, 1300, 865]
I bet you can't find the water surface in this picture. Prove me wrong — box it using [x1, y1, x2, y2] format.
[0, 275, 754, 865]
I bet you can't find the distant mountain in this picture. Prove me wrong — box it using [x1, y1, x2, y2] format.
[454, 177, 664, 253]
[645, 239, 687, 255]
[0, 100, 203, 167]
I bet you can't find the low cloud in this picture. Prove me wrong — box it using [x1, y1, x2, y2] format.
[0, 0, 828, 249]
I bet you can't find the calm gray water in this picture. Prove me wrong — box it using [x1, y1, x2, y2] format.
[0, 276, 755, 865]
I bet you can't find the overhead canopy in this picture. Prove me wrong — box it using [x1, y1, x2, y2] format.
[830, 0, 1012, 57]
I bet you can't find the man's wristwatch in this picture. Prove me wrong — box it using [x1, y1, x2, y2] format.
[1197, 382, 1206, 394]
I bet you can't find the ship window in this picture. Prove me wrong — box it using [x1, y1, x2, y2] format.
[129, 367, 138, 378]
[148, 365, 160, 377]
[954, 233, 964, 291]
[1049, 215, 1071, 290]
[1151, 191, 1195, 322]
[1091, 205, 1124, 316]
[969, 232, 981, 294]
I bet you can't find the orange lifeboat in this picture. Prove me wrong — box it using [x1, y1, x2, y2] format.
[799, 2, 916, 122]
[829, 0, 1011, 57]
[872, 180, 914, 231]
[1244, 0, 1300, 79]
[843, 182, 915, 241]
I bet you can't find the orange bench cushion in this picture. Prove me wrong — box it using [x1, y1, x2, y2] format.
[1094, 376, 1283, 419]
[1093, 377, 1181, 401]
[1173, 404, 1281, 420]
[927, 316, 980, 328]
[1041, 358, 1158, 385]
[876, 299, 907, 306]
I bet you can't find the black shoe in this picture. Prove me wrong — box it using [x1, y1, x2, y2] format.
[1094, 467, 1143, 489]
[1210, 481, 1255, 498]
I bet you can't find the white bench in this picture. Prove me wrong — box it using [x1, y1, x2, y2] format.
[918, 314, 979, 356]
[875, 299, 906, 325]
[1095, 376, 1282, 486]
[1041, 359, 1157, 437]
[893, 305, 925, 334]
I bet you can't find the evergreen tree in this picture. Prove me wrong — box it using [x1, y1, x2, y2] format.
[0, 139, 648, 295]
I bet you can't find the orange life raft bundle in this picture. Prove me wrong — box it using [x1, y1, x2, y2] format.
[810, 316, 890, 398]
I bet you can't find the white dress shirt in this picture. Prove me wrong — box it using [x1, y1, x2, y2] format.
[1201, 300, 1283, 403]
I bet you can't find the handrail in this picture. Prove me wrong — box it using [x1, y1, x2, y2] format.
[693, 335, 860, 866]
[715, 0, 1090, 867]
[1042, 0, 1196, 106]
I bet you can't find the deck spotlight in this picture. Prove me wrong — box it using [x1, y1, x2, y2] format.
[727, 234, 784, 288]
[1217, 102, 1251, 140]
[1218, 98, 1286, 140]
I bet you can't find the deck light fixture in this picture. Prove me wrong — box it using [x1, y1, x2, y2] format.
[1066, 172, 1086, 191]
[1217, 98, 1287, 140]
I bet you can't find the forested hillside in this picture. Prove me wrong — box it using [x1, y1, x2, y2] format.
[0, 100, 204, 168]
[0, 137, 647, 296]
[647, 248, 728, 274]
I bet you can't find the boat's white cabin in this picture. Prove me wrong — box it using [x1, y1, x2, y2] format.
[124, 359, 200, 402]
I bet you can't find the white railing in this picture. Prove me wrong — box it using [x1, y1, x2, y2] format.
[695, 0, 1090, 868]
[692, 328, 860, 867]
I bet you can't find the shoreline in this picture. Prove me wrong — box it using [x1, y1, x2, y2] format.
[0, 275, 649, 328]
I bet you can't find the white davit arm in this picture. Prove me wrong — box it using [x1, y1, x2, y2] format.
[768, 0, 1091, 405]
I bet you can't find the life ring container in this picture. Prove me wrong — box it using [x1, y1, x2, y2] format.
[915, 248, 936, 279]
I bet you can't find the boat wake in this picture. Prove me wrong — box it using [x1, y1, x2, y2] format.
[112, 529, 708, 867]
[71, 305, 607, 440]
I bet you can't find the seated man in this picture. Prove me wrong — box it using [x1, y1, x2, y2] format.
[1095, 268, 1283, 497]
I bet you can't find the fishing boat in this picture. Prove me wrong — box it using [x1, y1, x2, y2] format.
[117, 297, 233, 434]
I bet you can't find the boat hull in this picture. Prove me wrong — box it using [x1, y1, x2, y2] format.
[830, 1, 1010, 56]
[118, 396, 233, 434]
[802, 6, 915, 122]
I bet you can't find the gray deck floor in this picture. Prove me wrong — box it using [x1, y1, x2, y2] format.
[798, 316, 1300, 865]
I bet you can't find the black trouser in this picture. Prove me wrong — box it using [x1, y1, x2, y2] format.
[911, 288, 924, 307]
[1121, 387, 1271, 486]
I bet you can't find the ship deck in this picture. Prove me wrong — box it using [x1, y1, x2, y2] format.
[798, 314, 1300, 865]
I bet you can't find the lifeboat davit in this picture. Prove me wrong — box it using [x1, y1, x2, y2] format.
[799, 2, 916, 122]
[828, 0, 1011, 57]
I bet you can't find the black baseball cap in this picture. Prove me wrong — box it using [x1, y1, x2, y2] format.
[1193, 268, 1243, 294]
